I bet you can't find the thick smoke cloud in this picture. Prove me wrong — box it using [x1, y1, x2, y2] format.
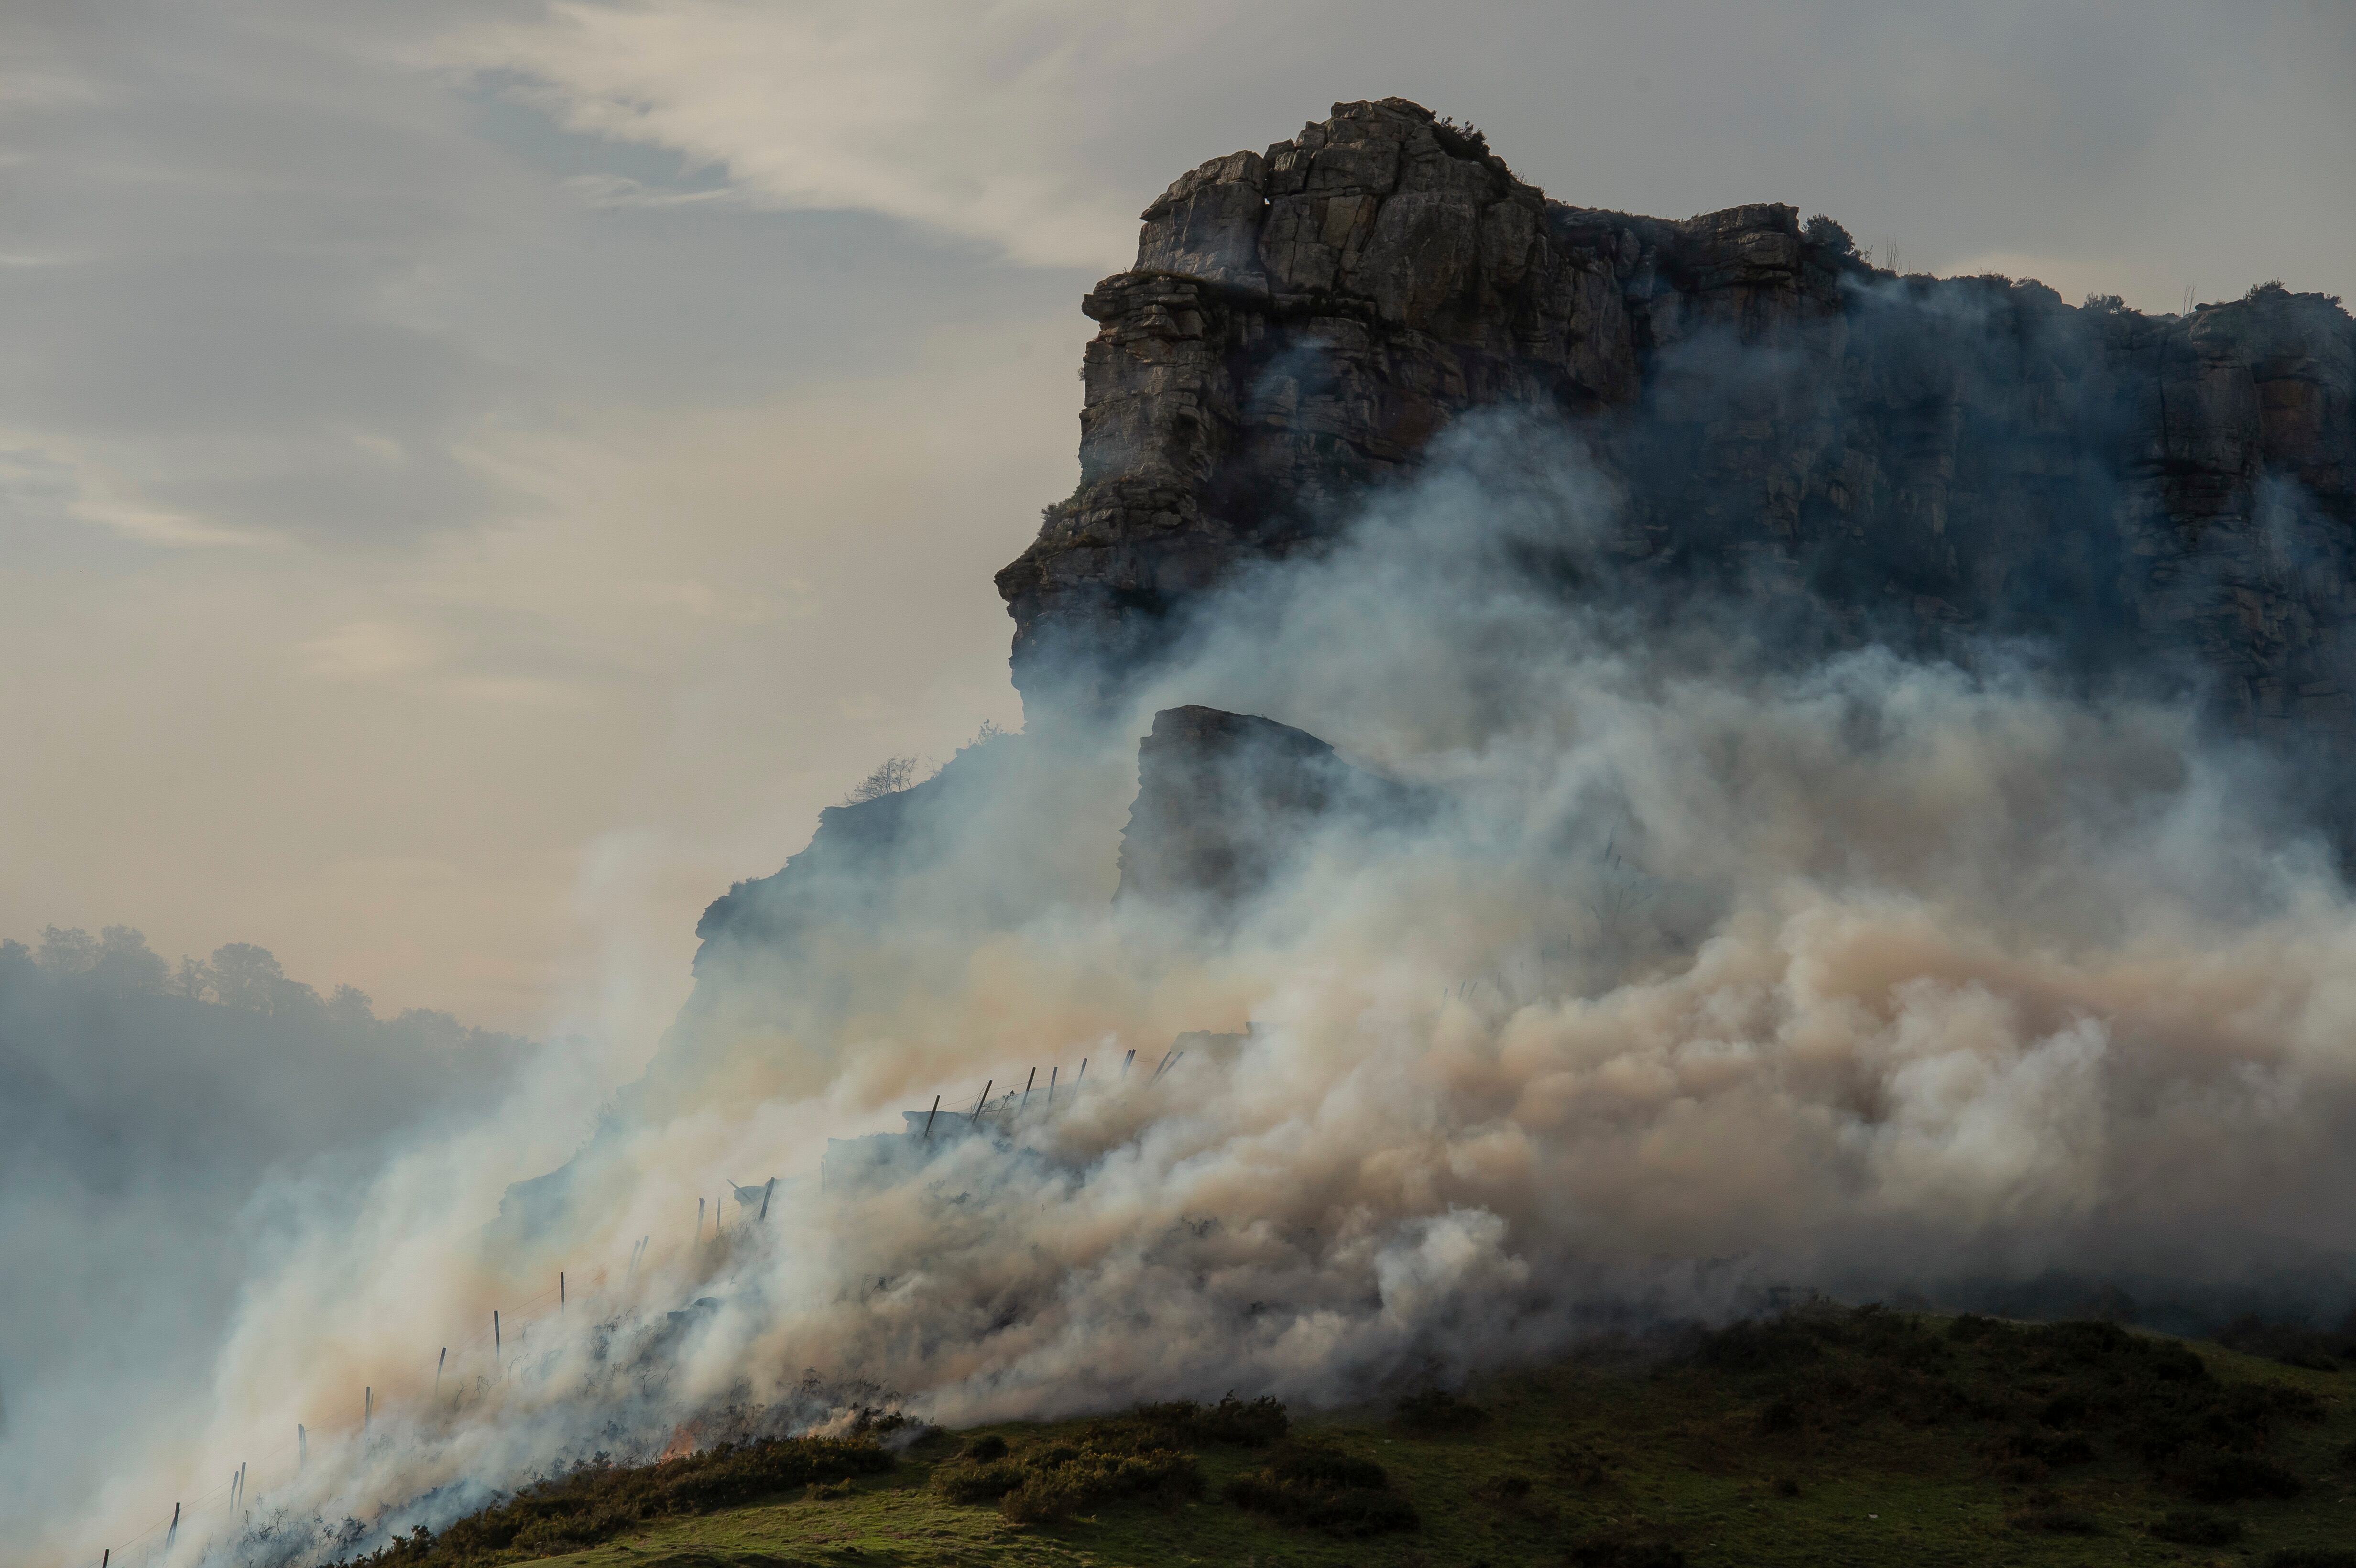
[39, 417, 2356, 1567]
[0, 936, 526, 1565]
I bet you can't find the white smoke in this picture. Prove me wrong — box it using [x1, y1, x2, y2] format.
[46, 418, 2356, 1566]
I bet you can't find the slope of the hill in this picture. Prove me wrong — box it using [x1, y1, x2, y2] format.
[349, 1307, 2356, 1568]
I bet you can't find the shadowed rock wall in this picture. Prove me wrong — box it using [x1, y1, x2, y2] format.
[1115, 705, 1424, 909]
[687, 97, 2356, 1024]
[997, 98, 2356, 744]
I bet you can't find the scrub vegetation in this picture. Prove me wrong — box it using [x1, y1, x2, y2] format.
[331, 1305, 2356, 1568]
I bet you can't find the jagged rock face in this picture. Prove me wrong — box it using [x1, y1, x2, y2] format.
[1116, 705, 1420, 908]
[998, 97, 2356, 743]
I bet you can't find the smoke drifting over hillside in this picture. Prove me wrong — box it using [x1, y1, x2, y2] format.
[35, 406, 2356, 1566]
[0, 938, 528, 1566]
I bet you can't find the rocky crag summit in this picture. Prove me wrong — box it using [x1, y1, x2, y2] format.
[999, 96, 2355, 740]
[668, 96, 2356, 1067]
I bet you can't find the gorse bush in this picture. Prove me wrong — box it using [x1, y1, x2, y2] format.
[931, 1428, 1203, 1523]
[1126, 1392, 1290, 1447]
[1224, 1442, 1418, 1537]
[2215, 1311, 2356, 1372]
[2166, 1448, 2304, 1503]
[1550, 1438, 1618, 1487]
[1393, 1388, 1486, 1434]
[932, 1400, 1284, 1524]
[932, 1454, 1025, 1504]
[1262, 1443, 1389, 1492]
[328, 1436, 894, 1565]
[1690, 1304, 2324, 1500]
[996, 1443, 1202, 1523]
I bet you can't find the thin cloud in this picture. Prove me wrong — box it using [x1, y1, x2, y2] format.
[446, 0, 1215, 268]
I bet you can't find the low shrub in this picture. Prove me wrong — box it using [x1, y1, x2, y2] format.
[1549, 1439, 1617, 1487]
[2167, 1448, 2304, 1503]
[933, 1434, 1201, 1522]
[2009, 1507, 2101, 1535]
[2263, 1552, 2356, 1568]
[1697, 1304, 2323, 1500]
[932, 1457, 1024, 1503]
[957, 1433, 1008, 1462]
[2149, 1509, 2244, 1546]
[1394, 1388, 1486, 1434]
[1127, 1393, 1289, 1447]
[2215, 1313, 2355, 1372]
[997, 1444, 1200, 1523]
[328, 1436, 894, 1566]
[1259, 1444, 1381, 1492]
[1478, 1472, 1553, 1521]
[1225, 1442, 1418, 1537]
[1699, 1316, 1826, 1374]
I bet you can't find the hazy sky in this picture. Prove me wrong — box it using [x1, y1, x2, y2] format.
[6, 0, 2351, 1046]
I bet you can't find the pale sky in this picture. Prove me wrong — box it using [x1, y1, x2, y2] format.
[6, 0, 2351, 1048]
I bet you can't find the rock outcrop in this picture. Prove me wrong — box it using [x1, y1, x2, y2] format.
[998, 97, 2356, 743]
[1115, 705, 1423, 908]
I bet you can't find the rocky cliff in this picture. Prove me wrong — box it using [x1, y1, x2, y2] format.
[1115, 705, 1425, 909]
[997, 98, 2356, 742]
[692, 96, 2356, 1013]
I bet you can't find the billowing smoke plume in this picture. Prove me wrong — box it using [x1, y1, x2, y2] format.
[0, 936, 527, 1566]
[36, 416, 2356, 1566]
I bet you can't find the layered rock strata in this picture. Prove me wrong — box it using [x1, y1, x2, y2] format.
[997, 98, 2356, 742]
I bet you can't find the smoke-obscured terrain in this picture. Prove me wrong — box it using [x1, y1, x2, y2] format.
[14, 66, 2356, 1567]
[0, 933, 528, 1561]
[24, 403, 2356, 1566]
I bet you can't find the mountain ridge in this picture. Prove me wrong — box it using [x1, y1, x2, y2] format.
[996, 97, 2356, 749]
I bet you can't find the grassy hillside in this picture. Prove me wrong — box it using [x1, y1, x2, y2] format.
[349, 1305, 2356, 1568]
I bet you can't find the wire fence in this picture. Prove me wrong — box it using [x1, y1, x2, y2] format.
[82, 1052, 1188, 1567]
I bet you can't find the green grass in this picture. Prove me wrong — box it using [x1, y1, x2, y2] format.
[368, 1306, 2356, 1568]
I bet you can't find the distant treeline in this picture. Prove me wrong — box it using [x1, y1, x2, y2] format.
[3, 923, 504, 1041]
[0, 925, 531, 1189]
